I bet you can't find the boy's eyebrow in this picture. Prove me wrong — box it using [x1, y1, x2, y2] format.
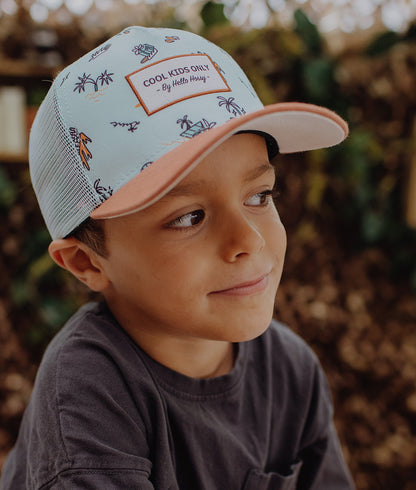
[243, 161, 275, 183]
[163, 161, 275, 199]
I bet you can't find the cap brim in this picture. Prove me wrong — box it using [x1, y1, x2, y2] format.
[91, 102, 348, 220]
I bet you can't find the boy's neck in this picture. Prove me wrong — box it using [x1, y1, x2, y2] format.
[139, 333, 235, 379]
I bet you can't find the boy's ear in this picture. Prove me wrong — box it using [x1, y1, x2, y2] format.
[48, 238, 110, 292]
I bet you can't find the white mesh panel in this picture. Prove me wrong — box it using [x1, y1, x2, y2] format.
[29, 86, 100, 239]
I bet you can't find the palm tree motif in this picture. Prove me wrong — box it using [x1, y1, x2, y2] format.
[94, 179, 113, 202]
[217, 96, 246, 117]
[74, 70, 114, 93]
[97, 70, 114, 87]
[176, 115, 193, 131]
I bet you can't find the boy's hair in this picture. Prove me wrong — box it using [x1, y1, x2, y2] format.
[68, 218, 108, 258]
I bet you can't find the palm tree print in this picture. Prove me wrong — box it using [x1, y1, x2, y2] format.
[74, 70, 114, 93]
[217, 96, 246, 117]
[176, 115, 193, 130]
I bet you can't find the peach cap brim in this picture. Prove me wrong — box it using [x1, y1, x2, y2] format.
[91, 102, 348, 220]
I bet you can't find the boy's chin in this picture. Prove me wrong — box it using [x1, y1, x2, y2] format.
[223, 312, 274, 344]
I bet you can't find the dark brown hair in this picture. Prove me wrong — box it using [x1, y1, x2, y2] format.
[67, 217, 108, 258]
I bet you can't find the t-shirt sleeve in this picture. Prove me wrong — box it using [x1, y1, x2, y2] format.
[52, 334, 156, 485]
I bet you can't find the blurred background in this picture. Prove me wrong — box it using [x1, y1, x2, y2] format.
[0, 0, 415, 488]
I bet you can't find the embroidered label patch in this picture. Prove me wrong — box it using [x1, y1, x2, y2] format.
[126, 54, 230, 115]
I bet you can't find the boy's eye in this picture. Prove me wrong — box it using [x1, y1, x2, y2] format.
[167, 209, 205, 229]
[245, 190, 276, 207]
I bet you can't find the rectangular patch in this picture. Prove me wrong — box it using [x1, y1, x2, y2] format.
[126, 54, 230, 115]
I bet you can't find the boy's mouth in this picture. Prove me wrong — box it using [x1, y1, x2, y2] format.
[210, 272, 271, 296]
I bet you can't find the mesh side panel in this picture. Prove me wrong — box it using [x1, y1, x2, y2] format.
[29, 86, 99, 239]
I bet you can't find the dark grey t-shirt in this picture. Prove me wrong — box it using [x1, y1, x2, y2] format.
[1, 302, 354, 489]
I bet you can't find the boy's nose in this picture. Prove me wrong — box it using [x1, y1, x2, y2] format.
[220, 211, 265, 262]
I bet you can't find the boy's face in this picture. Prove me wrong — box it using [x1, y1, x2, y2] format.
[101, 133, 286, 349]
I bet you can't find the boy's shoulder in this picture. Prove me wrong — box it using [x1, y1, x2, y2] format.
[43, 301, 127, 359]
[47, 300, 121, 346]
[38, 301, 154, 401]
[37, 302, 133, 386]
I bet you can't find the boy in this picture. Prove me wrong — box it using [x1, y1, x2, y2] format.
[1, 27, 354, 489]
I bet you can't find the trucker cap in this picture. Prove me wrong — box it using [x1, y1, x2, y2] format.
[29, 26, 348, 239]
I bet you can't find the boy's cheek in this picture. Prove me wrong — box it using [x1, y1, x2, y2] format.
[268, 217, 287, 254]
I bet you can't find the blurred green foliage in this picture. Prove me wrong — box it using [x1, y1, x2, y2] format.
[1, 167, 84, 357]
[0, 168, 17, 208]
[366, 31, 402, 57]
[200, 0, 229, 29]
[294, 8, 322, 55]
